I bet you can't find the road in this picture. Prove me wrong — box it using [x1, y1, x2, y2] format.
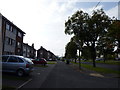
[19, 61, 119, 88]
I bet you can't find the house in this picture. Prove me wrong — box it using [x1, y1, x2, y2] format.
[47, 51, 56, 61]
[37, 46, 48, 60]
[0, 13, 25, 55]
[23, 43, 36, 59]
[37, 46, 56, 61]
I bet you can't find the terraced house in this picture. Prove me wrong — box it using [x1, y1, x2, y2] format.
[37, 46, 56, 61]
[23, 43, 36, 59]
[0, 13, 25, 55]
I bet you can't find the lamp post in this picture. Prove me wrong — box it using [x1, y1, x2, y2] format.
[76, 42, 81, 70]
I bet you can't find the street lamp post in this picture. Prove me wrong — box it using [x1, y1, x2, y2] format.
[76, 41, 81, 70]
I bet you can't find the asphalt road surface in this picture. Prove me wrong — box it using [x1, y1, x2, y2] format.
[20, 61, 119, 89]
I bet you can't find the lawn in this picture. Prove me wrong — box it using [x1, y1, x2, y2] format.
[71, 62, 120, 74]
[82, 60, 120, 65]
[47, 61, 57, 64]
[2, 85, 16, 90]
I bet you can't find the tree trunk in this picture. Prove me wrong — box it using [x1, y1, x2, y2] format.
[75, 58, 77, 63]
[91, 44, 96, 67]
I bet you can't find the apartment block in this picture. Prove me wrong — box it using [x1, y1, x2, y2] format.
[0, 13, 25, 55]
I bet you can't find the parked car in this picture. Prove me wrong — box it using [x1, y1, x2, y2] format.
[32, 58, 47, 66]
[95, 58, 104, 61]
[1, 55, 34, 77]
[115, 57, 120, 61]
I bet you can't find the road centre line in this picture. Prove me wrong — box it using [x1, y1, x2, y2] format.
[17, 78, 32, 89]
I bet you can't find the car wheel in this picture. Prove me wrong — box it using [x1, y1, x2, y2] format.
[17, 69, 24, 77]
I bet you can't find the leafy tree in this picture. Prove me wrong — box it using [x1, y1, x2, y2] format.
[107, 20, 120, 57]
[96, 36, 115, 62]
[65, 38, 78, 61]
[65, 9, 111, 67]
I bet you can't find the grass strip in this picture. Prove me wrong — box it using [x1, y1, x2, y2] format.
[71, 62, 120, 74]
[2, 85, 16, 89]
[95, 61, 120, 65]
[47, 61, 57, 64]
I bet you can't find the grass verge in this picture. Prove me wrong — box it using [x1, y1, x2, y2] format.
[82, 60, 120, 65]
[47, 61, 57, 64]
[71, 62, 120, 74]
[2, 85, 16, 90]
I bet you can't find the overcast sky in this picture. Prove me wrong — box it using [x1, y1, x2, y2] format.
[0, 0, 119, 57]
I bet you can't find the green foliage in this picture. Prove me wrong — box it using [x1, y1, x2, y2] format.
[65, 8, 114, 67]
[65, 40, 77, 59]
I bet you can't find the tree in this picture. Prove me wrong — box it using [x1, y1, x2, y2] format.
[65, 38, 78, 61]
[65, 9, 111, 67]
[107, 20, 120, 58]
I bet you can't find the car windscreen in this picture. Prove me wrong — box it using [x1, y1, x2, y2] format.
[24, 58, 33, 63]
[2, 56, 9, 62]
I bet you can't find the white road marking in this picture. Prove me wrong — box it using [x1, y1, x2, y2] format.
[89, 73, 104, 77]
[17, 78, 32, 89]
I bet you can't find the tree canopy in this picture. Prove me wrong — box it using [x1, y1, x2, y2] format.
[65, 9, 113, 67]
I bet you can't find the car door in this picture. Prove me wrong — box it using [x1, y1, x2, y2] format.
[2, 56, 9, 72]
[6, 56, 19, 72]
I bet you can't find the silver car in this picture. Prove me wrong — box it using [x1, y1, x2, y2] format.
[2, 55, 34, 76]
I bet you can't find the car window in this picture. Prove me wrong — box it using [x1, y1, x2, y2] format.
[8, 56, 18, 62]
[17, 57, 24, 63]
[2, 56, 9, 62]
[24, 58, 32, 63]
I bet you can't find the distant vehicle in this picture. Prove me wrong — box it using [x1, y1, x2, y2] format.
[1, 55, 34, 77]
[49, 58, 52, 61]
[115, 57, 120, 61]
[32, 58, 47, 66]
[95, 58, 104, 61]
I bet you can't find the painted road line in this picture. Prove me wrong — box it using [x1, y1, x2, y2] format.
[17, 78, 32, 89]
[89, 73, 104, 78]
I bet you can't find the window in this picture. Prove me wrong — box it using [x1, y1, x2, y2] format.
[13, 28, 17, 34]
[18, 32, 22, 37]
[8, 38, 12, 45]
[10, 26, 13, 32]
[6, 37, 15, 46]
[18, 49, 20, 53]
[12, 40, 15, 46]
[17, 57, 24, 63]
[6, 23, 10, 31]
[2, 56, 9, 62]
[17, 42, 21, 48]
[8, 56, 18, 62]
